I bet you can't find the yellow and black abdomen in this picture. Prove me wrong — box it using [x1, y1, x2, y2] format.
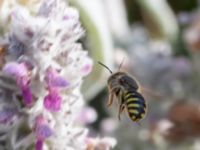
[124, 90, 147, 122]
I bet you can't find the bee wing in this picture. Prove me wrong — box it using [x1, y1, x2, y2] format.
[120, 75, 139, 90]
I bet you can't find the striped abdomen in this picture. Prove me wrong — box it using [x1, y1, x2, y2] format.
[124, 90, 147, 122]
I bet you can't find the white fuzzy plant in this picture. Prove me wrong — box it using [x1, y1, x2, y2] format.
[0, 0, 116, 150]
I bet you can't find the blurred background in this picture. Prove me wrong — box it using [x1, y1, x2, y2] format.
[70, 0, 200, 150]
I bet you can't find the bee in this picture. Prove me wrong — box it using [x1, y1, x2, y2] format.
[98, 61, 147, 122]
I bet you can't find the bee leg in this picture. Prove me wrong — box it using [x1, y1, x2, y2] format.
[118, 104, 125, 121]
[107, 93, 114, 107]
[107, 86, 120, 107]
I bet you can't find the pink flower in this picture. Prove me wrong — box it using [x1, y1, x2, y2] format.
[3, 62, 33, 106]
[44, 89, 61, 112]
[45, 69, 69, 88]
[44, 69, 68, 112]
[35, 140, 43, 150]
[80, 58, 93, 76]
[34, 115, 52, 150]
[35, 123, 52, 140]
[35, 115, 52, 140]
[17, 77, 32, 106]
[3, 62, 28, 77]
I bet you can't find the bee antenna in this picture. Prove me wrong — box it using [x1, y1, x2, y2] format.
[98, 61, 113, 74]
[118, 57, 125, 71]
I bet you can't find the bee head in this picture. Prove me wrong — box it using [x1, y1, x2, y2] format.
[98, 61, 138, 89]
[107, 72, 126, 83]
[98, 61, 122, 85]
[108, 72, 138, 89]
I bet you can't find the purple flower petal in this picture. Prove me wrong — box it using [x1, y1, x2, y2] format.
[45, 69, 69, 88]
[17, 78, 32, 106]
[35, 140, 43, 150]
[63, 15, 69, 20]
[44, 89, 61, 112]
[36, 124, 52, 140]
[35, 115, 52, 140]
[21, 85, 33, 106]
[48, 75, 69, 87]
[81, 64, 92, 75]
[3, 63, 33, 106]
[3, 62, 28, 78]
[80, 59, 93, 76]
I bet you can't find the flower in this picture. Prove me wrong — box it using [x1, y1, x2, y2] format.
[35, 139, 43, 150]
[3, 62, 28, 77]
[34, 115, 53, 150]
[0, 0, 116, 149]
[43, 68, 69, 112]
[3, 62, 33, 106]
[45, 69, 69, 88]
[35, 115, 52, 139]
[43, 88, 61, 112]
